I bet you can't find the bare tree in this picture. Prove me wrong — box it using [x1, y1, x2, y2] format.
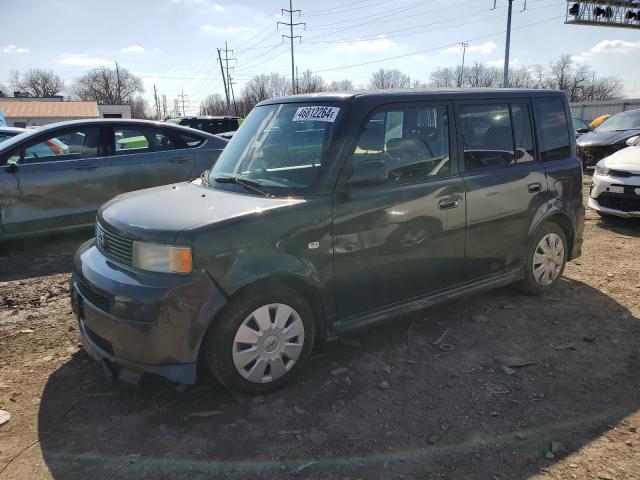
[298, 70, 325, 94]
[369, 68, 411, 89]
[463, 63, 502, 87]
[241, 73, 291, 109]
[505, 66, 536, 88]
[429, 66, 457, 87]
[73, 66, 143, 104]
[9, 69, 64, 97]
[326, 79, 354, 91]
[129, 95, 151, 119]
[201, 93, 228, 116]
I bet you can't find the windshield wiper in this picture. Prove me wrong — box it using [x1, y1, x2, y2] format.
[213, 176, 272, 197]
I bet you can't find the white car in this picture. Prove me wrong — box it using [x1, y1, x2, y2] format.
[589, 135, 640, 218]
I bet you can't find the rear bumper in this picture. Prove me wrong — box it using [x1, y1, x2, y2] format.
[71, 240, 227, 384]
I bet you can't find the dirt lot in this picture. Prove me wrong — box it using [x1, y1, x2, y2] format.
[1, 174, 639, 480]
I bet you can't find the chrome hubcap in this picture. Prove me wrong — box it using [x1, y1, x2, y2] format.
[532, 233, 565, 286]
[232, 303, 305, 384]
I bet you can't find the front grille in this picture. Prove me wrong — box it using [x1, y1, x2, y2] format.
[96, 221, 133, 266]
[597, 192, 640, 212]
[609, 169, 638, 178]
[76, 279, 112, 313]
[83, 324, 114, 355]
[577, 145, 621, 165]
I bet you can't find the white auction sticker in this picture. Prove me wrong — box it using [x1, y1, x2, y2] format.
[293, 106, 340, 122]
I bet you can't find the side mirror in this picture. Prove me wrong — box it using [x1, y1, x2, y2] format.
[4, 163, 18, 174]
[626, 135, 639, 146]
[347, 160, 387, 187]
[577, 128, 591, 134]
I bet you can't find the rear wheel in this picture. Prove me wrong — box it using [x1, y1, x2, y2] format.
[204, 286, 315, 394]
[518, 222, 567, 296]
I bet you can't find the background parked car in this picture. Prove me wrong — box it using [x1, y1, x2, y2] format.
[572, 117, 591, 137]
[589, 135, 640, 218]
[0, 126, 26, 143]
[167, 116, 241, 136]
[576, 109, 640, 169]
[0, 119, 227, 240]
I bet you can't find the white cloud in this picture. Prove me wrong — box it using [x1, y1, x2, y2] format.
[573, 39, 640, 63]
[58, 54, 113, 66]
[333, 37, 397, 53]
[441, 41, 497, 56]
[3, 44, 30, 54]
[213, 3, 224, 11]
[591, 39, 640, 54]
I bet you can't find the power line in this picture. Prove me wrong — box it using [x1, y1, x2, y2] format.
[309, 14, 564, 74]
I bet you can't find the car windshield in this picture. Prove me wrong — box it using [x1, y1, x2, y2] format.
[594, 111, 640, 132]
[573, 118, 588, 130]
[208, 103, 343, 195]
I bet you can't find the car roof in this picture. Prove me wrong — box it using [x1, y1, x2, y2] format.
[0, 126, 26, 133]
[0, 118, 227, 152]
[257, 88, 568, 106]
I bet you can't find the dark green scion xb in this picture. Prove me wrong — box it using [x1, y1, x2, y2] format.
[71, 89, 584, 394]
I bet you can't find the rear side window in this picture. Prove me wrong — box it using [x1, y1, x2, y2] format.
[534, 99, 571, 161]
[113, 127, 177, 155]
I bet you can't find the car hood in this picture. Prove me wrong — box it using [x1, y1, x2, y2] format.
[577, 129, 640, 147]
[98, 180, 305, 243]
[602, 146, 640, 174]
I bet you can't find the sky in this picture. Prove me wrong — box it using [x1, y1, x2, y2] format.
[2, 0, 640, 115]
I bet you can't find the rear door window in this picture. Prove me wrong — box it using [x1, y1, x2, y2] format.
[533, 98, 571, 161]
[21, 127, 100, 164]
[459, 104, 515, 170]
[511, 103, 535, 163]
[112, 127, 177, 155]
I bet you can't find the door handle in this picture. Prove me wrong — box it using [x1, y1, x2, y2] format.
[169, 158, 190, 164]
[438, 198, 460, 210]
[74, 166, 98, 171]
[527, 182, 542, 193]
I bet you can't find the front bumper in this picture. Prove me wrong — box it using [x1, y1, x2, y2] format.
[589, 174, 640, 218]
[71, 240, 227, 384]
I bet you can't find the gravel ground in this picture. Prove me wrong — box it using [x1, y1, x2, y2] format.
[1, 174, 639, 480]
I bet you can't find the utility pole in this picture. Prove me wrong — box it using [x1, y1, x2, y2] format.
[115, 60, 122, 103]
[178, 90, 188, 116]
[217, 48, 230, 111]
[161, 94, 167, 119]
[458, 42, 468, 88]
[223, 42, 238, 115]
[153, 84, 160, 119]
[503, 0, 514, 88]
[278, 0, 305, 95]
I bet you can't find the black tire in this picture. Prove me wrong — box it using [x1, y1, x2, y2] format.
[518, 222, 568, 296]
[203, 285, 315, 395]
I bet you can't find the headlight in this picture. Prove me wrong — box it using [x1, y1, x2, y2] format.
[132, 242, 192, 274]
[594, 161, 610, 176]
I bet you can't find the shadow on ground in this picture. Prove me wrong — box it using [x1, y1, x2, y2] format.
[0, 230, 92, 281]
[37, 277, 640, 479]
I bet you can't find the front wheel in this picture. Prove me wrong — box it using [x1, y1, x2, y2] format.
[203, 286, 315, 395]
[518, 222, 567, 296]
